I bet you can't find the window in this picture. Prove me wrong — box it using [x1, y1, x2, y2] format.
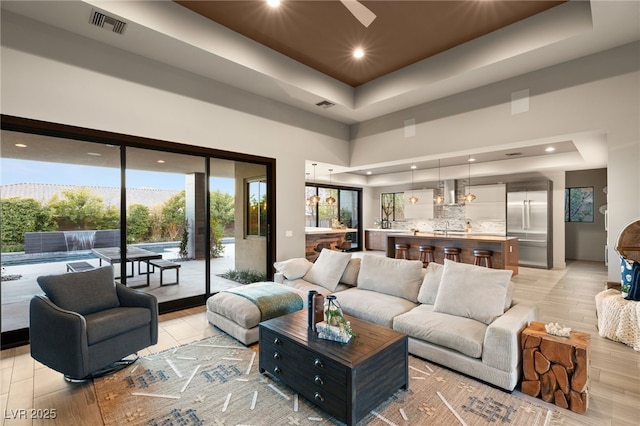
[247, 178, 267, 236]
[381, 192, 405, 225]
[565, 187, 594, 222]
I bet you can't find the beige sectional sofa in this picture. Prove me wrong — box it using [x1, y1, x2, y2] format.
[206, 249, 538, 391]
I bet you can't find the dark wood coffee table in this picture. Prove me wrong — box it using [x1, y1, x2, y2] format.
[259, 310, 408, 425]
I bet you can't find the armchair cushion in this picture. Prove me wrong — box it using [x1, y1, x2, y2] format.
[85, 307, 152, 345]
[37, 266, 120, 316]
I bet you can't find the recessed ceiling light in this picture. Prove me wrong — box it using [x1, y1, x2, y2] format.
[468, 157, 476, 162]
[366, 171, 372, 175]
[353, 48, 364, 59]
[266, 0, 280, 7]
[157, 160, 165, 164]
[410, 164, 417, 169]
[15, 143, 27, 148]
[545, 147, 556, 152]
[87, 152, 102, 156]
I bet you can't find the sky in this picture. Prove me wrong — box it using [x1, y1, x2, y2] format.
[0, 158, 235, 194]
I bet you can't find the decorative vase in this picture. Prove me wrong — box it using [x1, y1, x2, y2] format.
[324, 295, 344, 326]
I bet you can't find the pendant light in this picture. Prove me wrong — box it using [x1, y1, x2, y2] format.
[305, 173, 312, 206]
[409, 165, 419, 204]
[463, 156, 476, 203]
[325, 169, 336, 205]
[434, 159, 444, 204]
[309, 163, 320, 204]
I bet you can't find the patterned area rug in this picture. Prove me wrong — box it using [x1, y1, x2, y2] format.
[95, 334, 563, 426]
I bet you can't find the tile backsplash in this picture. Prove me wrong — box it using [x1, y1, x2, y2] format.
[389, 204, 506, 235]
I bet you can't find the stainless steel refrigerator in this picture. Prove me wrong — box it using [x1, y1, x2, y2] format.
[506, 180, 553, 269]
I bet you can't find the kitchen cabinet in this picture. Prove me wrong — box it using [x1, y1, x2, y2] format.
[465, 184, 506, 221]
[403, 189, 434, 219]
[365, 230, 388, 251]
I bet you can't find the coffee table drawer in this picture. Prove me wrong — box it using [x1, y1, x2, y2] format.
[259, 350, 347, 419]
[260, 327, 348, 383]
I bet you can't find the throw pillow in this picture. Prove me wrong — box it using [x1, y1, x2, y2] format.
[303, 249, 352, 292]
[357, 254, 423, 302]
[433, 259, 513, 325]
[273, 258, 313, 280]
[417, 262, 444, 305]
[340, 257, 361, 286]
[620, 256, 634, 295]
[624, 260, 640, 301]
[36, 266, 120, 316]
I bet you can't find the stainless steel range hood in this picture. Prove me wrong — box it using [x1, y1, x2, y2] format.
[442, 180, 460, 205]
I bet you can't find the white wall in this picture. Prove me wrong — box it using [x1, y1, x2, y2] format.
[0, 12, 350, 262]
[1, 13, 638, 280]
[354, 44, 639, 278]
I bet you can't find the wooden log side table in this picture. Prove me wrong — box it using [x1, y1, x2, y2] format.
[521, 321, 590, 414]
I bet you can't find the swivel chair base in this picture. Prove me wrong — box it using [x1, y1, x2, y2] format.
[63, 353, 139, 382]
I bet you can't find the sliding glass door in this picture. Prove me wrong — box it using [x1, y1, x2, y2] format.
[0, 116, 275, 348]
[305, 183, 362, 251]
[0, 131, 121, 339]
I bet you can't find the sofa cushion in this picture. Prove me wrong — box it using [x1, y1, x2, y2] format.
[433, 259, 512, 325]
[303, 249, 352, 292]
[417, 262, 444, 305]
[393, 305, 487, 358]
[335, 288, 417, 328]
[340, 257, 361, 286]
[37, 266, 120, 316]
[274, 258, 313, 280]
[357, 255, 423, 302]
[281, 278, 351, 295]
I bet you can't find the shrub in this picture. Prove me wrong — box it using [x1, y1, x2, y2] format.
[220, 269, 266, 284]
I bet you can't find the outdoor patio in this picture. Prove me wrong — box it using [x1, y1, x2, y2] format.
[1, 243, 240, 333]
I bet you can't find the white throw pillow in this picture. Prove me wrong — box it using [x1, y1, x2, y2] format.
[303, 249, 352, 292]
[340, 257, 361, 286]
[357, 254, 423, 302]
[417, 262, 444, 305]
[433, 259, 513, 325]
[273, 258, 313, 280]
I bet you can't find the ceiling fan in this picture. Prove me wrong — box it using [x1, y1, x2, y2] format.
[340, 0, 376, 28]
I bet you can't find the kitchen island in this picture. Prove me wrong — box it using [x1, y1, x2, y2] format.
[386, 233, 519, 275]
[305, 227, 357, 260]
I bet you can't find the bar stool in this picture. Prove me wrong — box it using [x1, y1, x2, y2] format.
[418, 245, 435, 267]
[443, 247, 461, 262]
[473, 249, 493, 268]
[395, 243, 410, 260]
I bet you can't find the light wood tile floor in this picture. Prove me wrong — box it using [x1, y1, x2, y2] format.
[1, 260, 638, 425]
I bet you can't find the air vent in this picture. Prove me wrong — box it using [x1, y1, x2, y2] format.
[90, 9, 127, 35]
[505, 152, 523, 157]
[315, 100, 335, 109]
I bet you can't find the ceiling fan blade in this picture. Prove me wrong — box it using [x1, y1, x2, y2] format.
[339, 0, 376, 28]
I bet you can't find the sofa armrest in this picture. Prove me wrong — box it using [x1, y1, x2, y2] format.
[482, 302, 538, 372]
[274, 272, 285, 284]
[116, 284, 158, 344]
[29, 295, 89, 378]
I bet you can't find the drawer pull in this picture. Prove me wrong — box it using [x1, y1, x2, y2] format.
[314, 375, 324, 385]
[273, 352, 282, 360]
[314, 392, 325, 402]
[273, 366, 282, 375]
[314, 358, 324, 368]
[274, 338, 282, 345]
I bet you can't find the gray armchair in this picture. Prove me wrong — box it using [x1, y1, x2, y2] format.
[30, 266, 158, 380]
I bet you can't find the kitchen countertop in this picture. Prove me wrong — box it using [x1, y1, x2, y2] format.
[305, 227, 357, 234]
[395, 232, 515, 241]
